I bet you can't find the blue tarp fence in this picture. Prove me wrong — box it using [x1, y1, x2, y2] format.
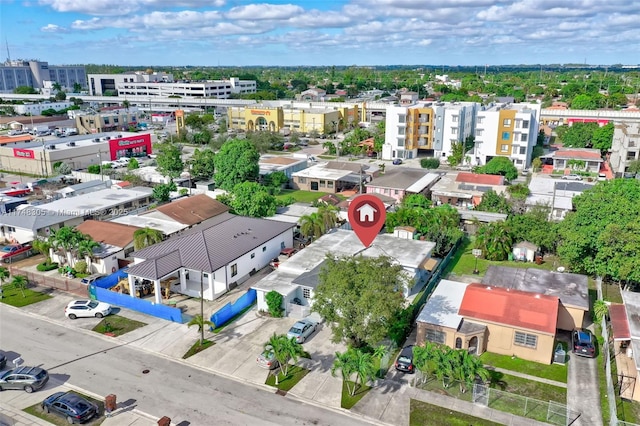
[91, 285, 183, 323]
[94, 269, 129, 289]
[210, 288, 257, 329]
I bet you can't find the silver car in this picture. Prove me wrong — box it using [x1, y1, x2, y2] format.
[256, 345, 279, 370]
[287, 319, 317, 344]
[0, 366, 49, 393]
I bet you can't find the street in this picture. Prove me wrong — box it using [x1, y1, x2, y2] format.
[0, 308, 375, 426]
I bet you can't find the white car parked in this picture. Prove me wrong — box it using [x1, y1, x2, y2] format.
[64, 300, 112, 319]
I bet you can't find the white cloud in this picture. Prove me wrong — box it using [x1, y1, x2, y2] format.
[225, 4, 304, 20]
[40, 24, 68, 33]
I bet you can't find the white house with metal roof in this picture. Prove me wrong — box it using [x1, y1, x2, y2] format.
[0, 207, 83, 244]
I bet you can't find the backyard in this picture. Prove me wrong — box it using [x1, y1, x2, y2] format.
[276, 189, 330, 204]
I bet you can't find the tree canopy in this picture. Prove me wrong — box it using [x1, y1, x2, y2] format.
[312, 255, 407, 348]
[155, 142, 184, 179]
[475, 157, 518, 181]
[475, 190, 511, 214]
[190, 148, 216, 181]
[227, 182, 277, 218]
[213, 139, 260, 191]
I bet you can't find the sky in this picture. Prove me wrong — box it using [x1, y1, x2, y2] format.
[1, 0, 639, 67]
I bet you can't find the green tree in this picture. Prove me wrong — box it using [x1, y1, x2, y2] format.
[133, 227, 164, 250]
[560, 122, 599, 148]
[312, 255, 407, 348]
[32, 238, 52, 262]
[55, 162, 72, 175]
[11, 275, 28, 297]
[55, 91, 66, 101]
[155, 142, 184, 179]
[594, 222, 640, 285]
[447, 142, 465, 166]
[475, 221, 514, 261]
[475, 190, 511, 214]
[331, 350, 358, 396]
[264, 334, 304, 380]
[227, 182, 277, 218]
[14, 86, 37, 94]
[592, 122, 614, 153]
[190, 148, 216, 181]
[506, 205, 557, 254]
[49, 226, 85, 266]
[73, 82, 82, 93]
[152, 181, 177, 203]
[571, 94, 598, 109]
[476, 157, 518, 181]
[76, 238, 100, 270]
[127, 158, 139, 170]
[0, 267, 10, 291]
[213, 139, 260, 190]
[300, 212, 324, 241]
[262, 171, 289, 194]
[449, 349, 490, 393]
[593, 300, 609, 324]
[627, 159, 640, 175]
[265, 290, 283, 317]
[187, 314, 215, 346]
[401, 194, 431, 209]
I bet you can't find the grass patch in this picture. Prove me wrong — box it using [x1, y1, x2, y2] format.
[488, 371, 566, 402]
[275, 189, 329, 204]
[341, 380, 371, 409]
[0, 284, 52, 307]
[480, 352, 568, 383]
[603, 280, 623, 304]
[182, 339, 215, 359]
[211, 303, 255, 333]
[410, 399, 502, 426]
[265, 365, 309, 392]
[92, 315, 147, 336]
[24, 391, 105, 426]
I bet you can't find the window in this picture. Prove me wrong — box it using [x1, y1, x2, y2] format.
[476, 129, 483, 136]
[302, 288, 311, 299]
[397, 138, 404, 147]
[398, 127, 405, 135]
[452, 115, 459, 123]
[521, 134, 528, 142]
[327, 181, 334, 188]
[231, 264, 238, 277]
[501, 144, 509, 152]
[477, 117, 484, 125]
[298, 177, 306, 184]
[425, 329, 446, 344]
[520, 147, 526, 155]
[251, 253, 255, 259]
[502, 132, 511, 140]
[522, 120, 529, 128]
[627, 151, 638, 161]
[319, 180, 326, 188]
[203, 273, 209, 278]
[503, 119, 511, 126]
[398, 114, 406, 123]
[7, 226, 15, 232]
[455, 337, 462, 349]
[451, 127, 458, 135]
[262, 246, 267, 252]
[281, 241, 286, 249]
[514, 331, 537, 348]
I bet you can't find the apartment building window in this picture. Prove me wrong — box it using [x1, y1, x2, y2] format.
[251, 253, 255, 259]
[521, 134, 528, 142]
[476, 129, 483, 136]
[503, 119, 511, 126]
[502, 132, 511, 140]
[501, 144, 509, 152]
[627, 151, 638, 161]
[231, 263, 238, 277]
[398, 127, 405, 135]
[520, 147, 526, 155]
[477, 116, 484, 125]
[452, 115, 459, 123]
[398, 115, 406, 123]
[523, 120, 529, 128]
[425, 329, 446, 344]
[514, 331, 537, 348]
[397, 138, 404, 147]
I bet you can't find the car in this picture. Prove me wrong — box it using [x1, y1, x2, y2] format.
[42, 391, 99, 424]
[256, 345, 280, 370]
[395, 345, 415, 373]
[65, 300, 112, 319]
[572, 329, 596, 358]
[562, 174, 583, 181]
[287, 319, 317, 343]
[0, 366, 49, 393]
[521, 168, 530, 176]
[392, 158, 403, 165]
[280, 248, 297, 258]
[598, 173, 607, 181]
[366, 151, 377, 158]
[79, 274, 105, 286]
[0, 244, 32, 261]
[0, 352, 5, 370]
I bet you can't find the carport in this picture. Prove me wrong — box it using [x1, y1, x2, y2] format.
[610, 303, 636, 400]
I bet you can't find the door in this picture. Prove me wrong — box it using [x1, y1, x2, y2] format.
[468, 336, 478, 355]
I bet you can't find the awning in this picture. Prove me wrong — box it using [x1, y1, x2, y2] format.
[610, 304, 631, 341]
[421, 258, 439, 271]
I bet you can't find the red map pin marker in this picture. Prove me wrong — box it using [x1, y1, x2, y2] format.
[348, 194, 387, 248]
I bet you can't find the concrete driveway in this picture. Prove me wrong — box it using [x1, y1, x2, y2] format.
[567, 351, 603, 425]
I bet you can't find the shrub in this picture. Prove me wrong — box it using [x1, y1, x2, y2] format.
[37, 262, 59, 272]
[73, 260, 87, 274]
[276, 196, 296, 207]
[420, 158, 440, 169]
[87, 164, 100, 174]
[179, 188, 188, 196]
[265, 290, 284, 318]
[388, 307, 414, 347]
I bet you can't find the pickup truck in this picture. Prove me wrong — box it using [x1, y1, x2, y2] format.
[1, 244, 32, 262]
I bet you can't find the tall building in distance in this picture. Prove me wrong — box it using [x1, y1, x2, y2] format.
[0, 60, 86, 93]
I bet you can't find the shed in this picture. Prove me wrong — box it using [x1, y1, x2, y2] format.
[512, 241, 538, 262]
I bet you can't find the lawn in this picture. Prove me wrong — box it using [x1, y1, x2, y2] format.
[183, 339, 215, 359]
[265, 365, 309, 392]
[488, 371, 566, 402]
[275, 189, 329, 204]
[92, 315, 147, 337]
[24, 391, 105, 426]
[341, 380, 371, 409]
[480, 352, 568, 383]
[410, 399, 502, 426]
[0, 284, 52, 307]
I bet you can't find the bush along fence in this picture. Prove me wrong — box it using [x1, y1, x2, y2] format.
[210, 289, 257, 329]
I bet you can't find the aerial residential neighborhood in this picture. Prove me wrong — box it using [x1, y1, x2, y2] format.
[1, 3, 640, 426]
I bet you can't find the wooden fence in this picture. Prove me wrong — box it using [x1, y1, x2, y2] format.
[10, 266, 88, 297]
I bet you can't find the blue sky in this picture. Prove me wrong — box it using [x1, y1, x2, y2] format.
[1, 0, 639, 66]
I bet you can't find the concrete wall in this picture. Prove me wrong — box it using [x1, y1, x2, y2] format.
[557, 305, 586, 331]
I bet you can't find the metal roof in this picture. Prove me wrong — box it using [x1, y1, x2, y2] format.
[416, 279, 469, 329]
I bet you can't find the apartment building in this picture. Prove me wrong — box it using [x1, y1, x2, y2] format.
[382, 101, 479, 161]
[472, 102, 541, 169]
[0, 60, 86, 93]
[610, 121, 640, 177]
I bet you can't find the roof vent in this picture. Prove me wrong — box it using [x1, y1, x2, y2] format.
[485, 286, 491, 290]
[67, 142, 76, 147]
[47, 144, 56, 150]
[535, 294, 541, 298]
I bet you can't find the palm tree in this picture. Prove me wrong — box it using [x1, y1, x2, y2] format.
[133, 227, 164, 250]
[11, 275, 28, 298]
[281, 336, 304, 377]
[450, 350, 490, 393]
[49, 227, 83, 266]
[413, 342, 440, 383]
[187, 314, 215, 346]
[475, 221, 514, 261]
[264, 334, 292, 385]
[52, 82, 62, 93]
[317, 205, 339, 231]
[349, 349, 377, 396]
[299, 212, 324, 241]
[593, 299, 609, 324]
[331, 350, 357, 396]
[76, 238, 100, 271]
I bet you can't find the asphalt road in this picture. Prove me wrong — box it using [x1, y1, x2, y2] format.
[1, 309, 375, 426]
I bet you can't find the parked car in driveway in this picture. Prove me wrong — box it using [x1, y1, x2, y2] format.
[392, 158, 403, 165]
[562, 174, 583, 181]
[0, 366, 49, 393]
[572, 329, 596, 358]
[257, 345, 279, 370]
[65, 300, 112, 319]
[42, 391, 98, 424]
[287, 319, 317, 343]
[395, 345, 415, 373]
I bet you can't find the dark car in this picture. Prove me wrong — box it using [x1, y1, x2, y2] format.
[392, 158, 403, 165]
[572, 329, 596, 358]
[0, 366, 49, 393]
[0, 352, 5, 370]
[366, 151, 377, 158]
[42, 392, 98, 424]
[395, 345, 415, 373]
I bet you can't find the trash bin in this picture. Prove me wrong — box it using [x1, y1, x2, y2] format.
[105, 394, 116, 417]
[535, 255, 543, 265]
[158, 416, 171, 426]
[553, 343, 566, 364]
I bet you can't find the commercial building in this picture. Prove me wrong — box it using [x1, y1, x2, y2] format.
[611, 121, 640, 177]
[13, 101, 73, 116]
[472, 102, 541, 169]
[74, 109, 143, 134]
[0, 60, 86, 93]
[382, 101, 479, 161]
[0, 132, 152, 175]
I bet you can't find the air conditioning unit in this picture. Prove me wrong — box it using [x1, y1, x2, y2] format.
[67, 142, 76, 147]
[93, 138, 100, 142]
[47, 145, 56, 150]
[116, 134, 122, 138]
[104, 136, 111, 140]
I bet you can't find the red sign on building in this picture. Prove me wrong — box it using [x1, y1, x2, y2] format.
[108, 134, 152, 160]
[13, 148, 35, 159]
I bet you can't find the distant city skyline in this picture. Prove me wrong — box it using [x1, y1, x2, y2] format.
[1, 0, 638, 67]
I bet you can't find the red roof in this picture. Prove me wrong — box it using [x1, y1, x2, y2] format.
[610, 304, 631, 341]
[456, 172, 504, 186]
[459, 283, 559, 335]
[554, 150, 603, 161]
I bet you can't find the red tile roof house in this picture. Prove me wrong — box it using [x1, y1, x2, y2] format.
[539, 148, 603, 174]
[416, 281, 559, 364]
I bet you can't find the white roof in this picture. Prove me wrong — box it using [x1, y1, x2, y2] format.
[406, 173, 441, 193]
[110, 214, 186, 235]
[37, 187, 152, 215]
[292, 164, 353, 180]
[416, 279, 469, 329]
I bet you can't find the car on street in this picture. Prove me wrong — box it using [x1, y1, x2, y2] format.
[256, 345, 279, 370]
[65, 300, 112, 319]
[0, 366, 49, 393]
[42, 391, 99, 424]
[562, 174, 583, 181]
[392, 158, 403, 165]
[395, 345, 415, 373]
[572, 329, 596, 358]
[79, 274, 105, 286]
[287, 319, 317, 343]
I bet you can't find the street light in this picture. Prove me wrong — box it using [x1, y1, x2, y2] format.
[97, 152, 104, 182]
